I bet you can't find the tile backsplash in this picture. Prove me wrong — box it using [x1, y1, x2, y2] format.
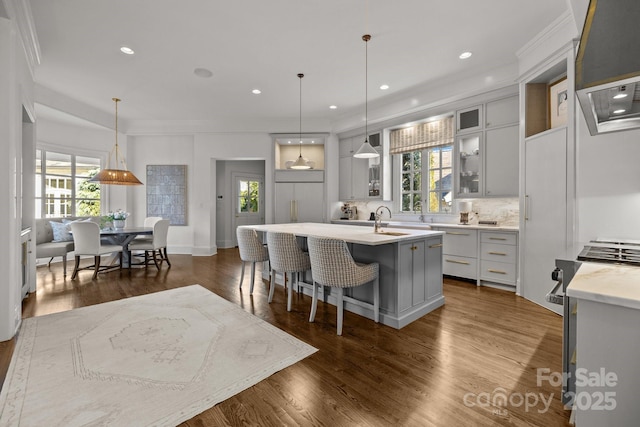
[337, 197, 519, 227]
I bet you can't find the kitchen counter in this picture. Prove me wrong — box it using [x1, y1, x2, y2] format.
[331, 219, 519, 232]
[241, 222, 445, 329]
[566, 262, 640, 311]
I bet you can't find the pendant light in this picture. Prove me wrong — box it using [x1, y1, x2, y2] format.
[89, 98, 143, 185]
[353, 34, 380, 159]
[290, 73, 311, 170]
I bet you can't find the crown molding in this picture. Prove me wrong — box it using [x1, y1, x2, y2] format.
[2, 0, 41, 78]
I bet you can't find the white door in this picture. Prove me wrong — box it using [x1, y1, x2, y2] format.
[233, 174, 264, 245]
[522, 129, 567, 314]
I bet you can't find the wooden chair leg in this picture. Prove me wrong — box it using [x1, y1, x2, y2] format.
[71, 255, 81, 280]
[163, 248, 171, 267]
[336, 288, 344, 336]
[239, 261, 246, 289]
[152, 249, 161, 270]
[287, 271, 293, 312]
[309, 282, 319, 322]
[63, 254, 67, 277]
[268, 269, 276, 303]
[48, 257, 54, 267]
[92, 255, 100, 280]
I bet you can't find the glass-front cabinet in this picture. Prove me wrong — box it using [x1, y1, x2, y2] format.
[456, 132, 482, 196]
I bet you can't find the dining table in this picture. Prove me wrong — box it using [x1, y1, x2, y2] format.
[100, 227, 153, 268]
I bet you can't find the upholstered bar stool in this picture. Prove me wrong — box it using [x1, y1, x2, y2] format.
[306, 236, 379, 336]
[236, 227, 269, 294]
[266, 231, 311, 311]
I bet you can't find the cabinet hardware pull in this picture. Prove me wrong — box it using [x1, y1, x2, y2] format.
[410, 246, 418, 251]
[448, 232, 469, 236]
[489, 237, 507, 241]
[488, 251, 507, 256]
[487, 269, 507, 274]
[446, 259, 470, 265]
[525, 195, 530, 221]
[429, 243, 443, 248]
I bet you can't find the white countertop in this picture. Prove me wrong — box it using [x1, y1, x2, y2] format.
[566, 262, 640, 311]
[331, 219, 518, 232]
[241, 222, 444, 246]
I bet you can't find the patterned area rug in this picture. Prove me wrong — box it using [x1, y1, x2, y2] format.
[0, 285, 317, 426]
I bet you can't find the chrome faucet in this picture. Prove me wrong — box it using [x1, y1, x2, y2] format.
[374, 206, 392, 233]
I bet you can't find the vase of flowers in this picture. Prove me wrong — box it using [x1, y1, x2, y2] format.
[108, 209, 129, 229]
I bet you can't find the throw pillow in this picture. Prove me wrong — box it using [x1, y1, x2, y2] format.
[50, 221, 74, 242]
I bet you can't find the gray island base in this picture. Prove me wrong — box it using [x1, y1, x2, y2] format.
[241, 223, 445, 329]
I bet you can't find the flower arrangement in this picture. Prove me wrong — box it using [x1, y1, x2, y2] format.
[107, 209, 129, 221]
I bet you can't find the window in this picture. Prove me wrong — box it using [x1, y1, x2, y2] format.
[36, 149, 102, 218]
[392, 115, 454, 214]
[237, 179, 260, 213]
[400, 146, 453, 214]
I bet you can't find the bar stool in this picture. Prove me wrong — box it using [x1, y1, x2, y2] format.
[236, 227, 269, 294]
[306, 236, 379, 336]
[266, 231, 311, 311]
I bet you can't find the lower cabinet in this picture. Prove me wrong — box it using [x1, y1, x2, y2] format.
[397, 237, 443, 312]
[434, 226, 518, 290]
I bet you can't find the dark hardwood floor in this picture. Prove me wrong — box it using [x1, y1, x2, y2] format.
[1, 250, 572, 426]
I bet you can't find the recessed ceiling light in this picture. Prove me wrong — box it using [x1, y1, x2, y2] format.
[459, 51, 472, 59]
[193, 68, 213, 78]
[380, 84, 389, 90]
[252, 89, 261, 94]
[613, 109, 626, 114]
[287, 140, 292, 144]
[120, 46, 135, 55]
[613, 93, 628, 99]
[311, 140, 315, 144]
[329, 105, 337, 109]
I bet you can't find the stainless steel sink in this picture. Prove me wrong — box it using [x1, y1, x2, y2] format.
[375, 231, 409, 236]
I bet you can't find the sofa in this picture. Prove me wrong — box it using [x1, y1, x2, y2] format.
[35, 217, 100, 276]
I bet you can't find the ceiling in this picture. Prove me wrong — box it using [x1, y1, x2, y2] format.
[29, 0, 569, 131]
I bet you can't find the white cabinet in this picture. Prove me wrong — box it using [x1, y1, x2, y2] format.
[484, 125, 519, 196]
[339, 133, 382, 201]
[437, 227, 478, 280]
[275, 181, 325, 224]
[456, 105, 483, 133]
[455, 95, 518, 198]
[479, 231, 517, 287]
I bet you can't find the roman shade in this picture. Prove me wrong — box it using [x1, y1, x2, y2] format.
[389, 116, 454, 154]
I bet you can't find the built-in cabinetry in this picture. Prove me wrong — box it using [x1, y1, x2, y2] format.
[20, 227, 32, 299]
[455, 96, 519, 198]
[274, 170, 325, 224]
[519, 41, 576, 312]
[433, 225, 518, 290]
[339, 132, 382, 200]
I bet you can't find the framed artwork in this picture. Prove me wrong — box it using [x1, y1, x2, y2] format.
[146, 165, 187, 225]
[549, 77, 568, 129]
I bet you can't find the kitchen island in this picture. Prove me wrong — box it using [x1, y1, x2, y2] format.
[240, 223, 445, 329]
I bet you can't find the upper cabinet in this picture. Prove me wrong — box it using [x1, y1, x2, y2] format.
[339, 132, 383, 201]
[455, 95, 519, 198]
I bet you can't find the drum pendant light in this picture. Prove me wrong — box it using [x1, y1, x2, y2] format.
[89, 98, 143, 185]
[354, 34, 380, 159]
[290, 73, 311, 170]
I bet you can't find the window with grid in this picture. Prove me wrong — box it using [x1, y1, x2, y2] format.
[36, 149, 102, 218]
[237, 179, 260, 213]
[392, 116, 454, 214]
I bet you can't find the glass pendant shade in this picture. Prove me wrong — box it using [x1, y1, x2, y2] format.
[89, 98, 143, 185]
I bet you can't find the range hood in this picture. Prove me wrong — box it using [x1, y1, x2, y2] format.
[576, 0, 640, 135]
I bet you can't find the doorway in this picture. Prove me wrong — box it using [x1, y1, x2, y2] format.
[232, 173, 264, 246]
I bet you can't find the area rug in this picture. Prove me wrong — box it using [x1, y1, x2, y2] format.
[0, 285, 317, 426]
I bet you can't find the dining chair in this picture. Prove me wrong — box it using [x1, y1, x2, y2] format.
[236, 227, 269, 294]
[69, 221, 123, 280]
[306, 236, 379, 336]
[266, 231, 311, 311]
[128, 219, 171, 270]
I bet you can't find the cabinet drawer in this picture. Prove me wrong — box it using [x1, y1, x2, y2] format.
[441, 229, 478, 258]
[480, 242, 517, 263]
[443, 255, 477, 280]
[480, 231, 516, 245]
[480, 260, 516, 284]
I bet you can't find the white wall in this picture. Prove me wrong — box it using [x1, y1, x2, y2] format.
[576, 113, 640, 241]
